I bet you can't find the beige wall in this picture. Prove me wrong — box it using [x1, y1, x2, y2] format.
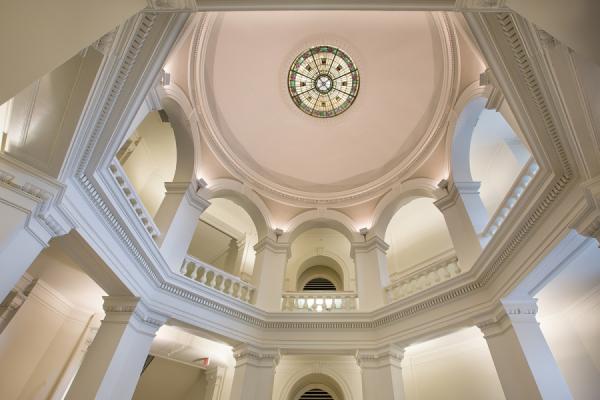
[133, 356, 207, 400]
[0, 280, 96, 400]
[6, 48, 103, 177]
[0, 0, 145, 104]
[402, 328, 504, 400]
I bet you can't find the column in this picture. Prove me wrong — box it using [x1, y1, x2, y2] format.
[229, 344, 279, 400]
[204, 365, 227, 400]
[356, 345, 406, 400]
[252, 235, 289, 311]
[228, 238, 247, 276]
[65, 296, 167, 400]
[0, 274, 33, 334]
[351, 236, 390, 310]
[478, 298, 572, 400]
[434, 183, 483, 268]
[0, 183, 51, 302]
[153, 181, 210, 272]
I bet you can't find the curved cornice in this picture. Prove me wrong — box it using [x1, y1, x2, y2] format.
[188, 12, 460, 207]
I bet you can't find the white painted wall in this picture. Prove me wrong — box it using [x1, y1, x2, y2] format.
[273, 355, 362, 400]
[286, 228, 355, 292]
[121, 111, 177, 217]
[537, 243, 600, 400]
[385, 198, 453, 275]
[133, 357, 207, 400]
[470, 109, 530, 218]
[402, 328, 505, 400]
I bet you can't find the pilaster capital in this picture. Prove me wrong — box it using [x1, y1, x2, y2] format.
[350, 235, 389, 259]
[433, 183, 460, 212]
[102, 296, 168, 337]
[477, 298, 539, 338]
[454, 181, 482, 195]
[572, 176, 600, 245]
[254, 235, 290, 257]
[356, 344, 404, 369]
[164, 180, 211, 213]
[233, 344, 280, 368]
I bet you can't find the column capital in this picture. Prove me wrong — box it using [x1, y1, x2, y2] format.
[253, 236, 290, 257]
[572, 176, 600, 245]
[102, 296, 168, 336]
[233, 344, 280, 368]
[356, 344, 404, 369]
[454, 180, 482, 195]
[350, 235, 389, 259]
[164, 180, 211, 213]
[477, 298, 539, 338]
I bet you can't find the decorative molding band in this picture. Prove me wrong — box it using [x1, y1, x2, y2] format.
[356, 344, 405, 369]
[63, 9, 579, 337]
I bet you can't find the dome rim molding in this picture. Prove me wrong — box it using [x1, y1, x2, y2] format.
[189, 12, 460, 207]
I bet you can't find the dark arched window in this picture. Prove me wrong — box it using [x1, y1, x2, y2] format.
[299, 388, 334, 400]
[303, 278, 336, 291]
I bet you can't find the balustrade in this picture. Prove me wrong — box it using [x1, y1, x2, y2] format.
[480, 158, 539, 243]
[281, 292, 358, 312]
[385, 256, 461, 302]
[181, 255, 256, 304]
[108, 159, 161, 240]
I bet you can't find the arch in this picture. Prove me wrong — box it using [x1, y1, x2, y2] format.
[297, 255, 346, 291]
[371, 178, 440, 238]
[199, 178, 273, 239]
[157, 83, 203, 182]
[279, 370, 353, 400]
[283, 209, 360, 244]
[449, 86, 488, 182]
[287, 247, 353, 292]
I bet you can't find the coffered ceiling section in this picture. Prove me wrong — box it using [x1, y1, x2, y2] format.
[172, 11, 459, 206]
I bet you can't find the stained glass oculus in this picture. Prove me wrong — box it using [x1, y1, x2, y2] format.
[288, 45, 360, 118]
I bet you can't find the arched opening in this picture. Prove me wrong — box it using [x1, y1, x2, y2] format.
[186, 198, 258, 278]
[287, 373, 345, 400]
[303, 277, 337, 291]
[469, 108, 531, 218]
[385, 197, 454, 278]
[283, 228, 357, 311]
[116, 110, 177, 217]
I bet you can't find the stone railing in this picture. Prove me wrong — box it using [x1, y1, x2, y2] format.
[108, 159, 160, 240]
[385, 256, 461, 302]
[181, 255, 255, 304]
[281, 292, 358, 312]
[480, 158, 539, 243]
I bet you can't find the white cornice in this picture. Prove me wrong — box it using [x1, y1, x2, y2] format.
[46, 8, 594, 352]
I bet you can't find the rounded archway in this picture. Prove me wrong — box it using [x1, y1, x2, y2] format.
[285, 373, 346, 400]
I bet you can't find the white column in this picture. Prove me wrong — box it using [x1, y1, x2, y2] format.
[252, 235, 289, 311]
[0, 184, 52, 302]
[204, 365, 227, 400]
[351, 236, 390, 310]
[229, 238, 247, 276]
[478, 299, 572, 400]
[356, 345, 406, 400]
[65, 296, 167, 400]
[153, 181, 210, 272]
[229, 345, 279, 400]
[434, 183, 483, 268]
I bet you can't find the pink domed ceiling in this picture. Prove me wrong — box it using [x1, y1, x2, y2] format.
[192, 11, 455, 206]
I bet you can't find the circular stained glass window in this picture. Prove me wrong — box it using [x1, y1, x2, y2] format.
[288, 45, 360, 118]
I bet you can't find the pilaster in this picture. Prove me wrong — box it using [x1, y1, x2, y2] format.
[229, 344, 279, 400]
[478, 298, 572, 400]
[204, 365, 227, 400]
[65, 296, 168, 400]
[252, 234, 290, 311]
[572, 176, 600, 246]
[434, 182, 483, 268]
[351, 235, 390, 310]
[356, 344, 406, 400]
[154, 180, 211, 271]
